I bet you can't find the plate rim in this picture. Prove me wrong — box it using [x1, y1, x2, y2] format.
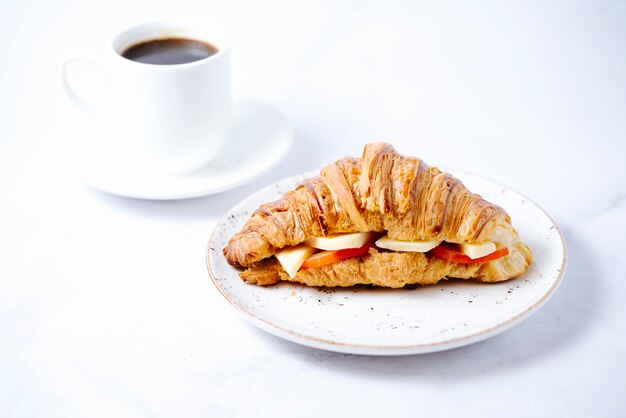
[206, 170, 567, 355]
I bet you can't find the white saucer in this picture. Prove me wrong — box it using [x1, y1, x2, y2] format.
[80, 98, 293, 200]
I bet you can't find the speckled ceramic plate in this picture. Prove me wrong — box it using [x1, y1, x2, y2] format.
[207, 171, 566, 355]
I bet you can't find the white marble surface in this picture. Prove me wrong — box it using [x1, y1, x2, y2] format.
[1, 0, 625, 416]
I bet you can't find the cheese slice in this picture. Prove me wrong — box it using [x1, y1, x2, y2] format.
[375, 236, 441, 252]
[305, 232, 375, 251]
[460, 241, 496, 259]
[275, 244, 315, 278]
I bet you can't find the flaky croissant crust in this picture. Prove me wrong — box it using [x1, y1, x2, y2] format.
[224, 142, 531, 282]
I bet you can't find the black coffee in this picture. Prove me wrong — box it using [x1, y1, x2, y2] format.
[121, 38, 218, 65]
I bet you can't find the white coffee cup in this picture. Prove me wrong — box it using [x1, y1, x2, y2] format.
[63, 21, 231, 174]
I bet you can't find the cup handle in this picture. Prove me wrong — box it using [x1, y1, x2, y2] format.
[62, 58, 105, 117]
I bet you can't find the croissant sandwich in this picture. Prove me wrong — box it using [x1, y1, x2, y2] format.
[223, 143, 532, 288]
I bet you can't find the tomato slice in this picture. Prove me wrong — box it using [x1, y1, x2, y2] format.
[430, 243, 509, 264]
[300, 244, 371, 270]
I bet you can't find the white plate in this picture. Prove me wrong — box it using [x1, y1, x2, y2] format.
[80, 98, 293, 200]
[207, 171, 566, 355]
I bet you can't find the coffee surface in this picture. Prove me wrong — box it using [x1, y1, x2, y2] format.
[121, 38, 218, 65]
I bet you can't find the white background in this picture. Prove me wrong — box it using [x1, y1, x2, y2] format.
[1, 0, 625, 417]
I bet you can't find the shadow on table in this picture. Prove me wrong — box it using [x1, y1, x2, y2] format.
[249, 229, 599, 380]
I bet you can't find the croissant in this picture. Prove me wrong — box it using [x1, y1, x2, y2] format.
[223, 143, 532, 288]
